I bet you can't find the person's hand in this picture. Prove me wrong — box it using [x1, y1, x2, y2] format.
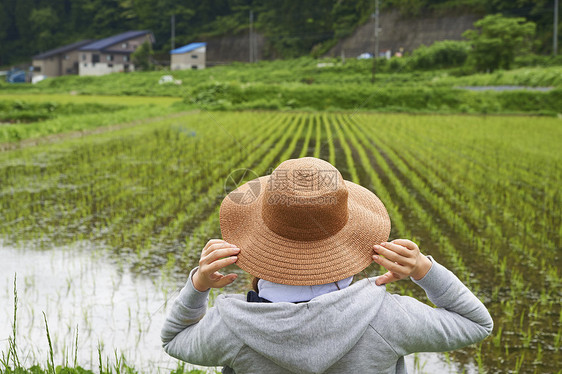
[192, 239, 240, 292]
[372, 239, 432, 286]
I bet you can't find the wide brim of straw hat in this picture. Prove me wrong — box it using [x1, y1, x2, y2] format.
[219, 176, 391, 286]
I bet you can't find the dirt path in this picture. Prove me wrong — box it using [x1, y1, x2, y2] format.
[0, 110, 199, 152]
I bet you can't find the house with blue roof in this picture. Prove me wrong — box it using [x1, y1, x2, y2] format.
[78, 30, 155, 76]
[170, 42, 206, 70]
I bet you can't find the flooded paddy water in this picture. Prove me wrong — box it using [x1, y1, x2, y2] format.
[0, 239, 184, 372]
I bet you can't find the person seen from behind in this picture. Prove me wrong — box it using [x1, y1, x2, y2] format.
[161, 157, 493, 373]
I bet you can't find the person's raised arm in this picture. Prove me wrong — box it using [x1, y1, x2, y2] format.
[372, 239, 493, 355]
[160, 239, 240, 365]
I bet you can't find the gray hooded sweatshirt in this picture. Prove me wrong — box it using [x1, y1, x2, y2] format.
[161, 257, 493, 373]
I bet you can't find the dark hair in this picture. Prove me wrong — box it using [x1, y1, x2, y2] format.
[251, 276, 260, 293]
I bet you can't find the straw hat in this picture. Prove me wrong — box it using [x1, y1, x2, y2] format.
[219, 157, 391, 286]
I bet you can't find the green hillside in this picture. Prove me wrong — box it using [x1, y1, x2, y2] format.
[1, 0, 559, 65]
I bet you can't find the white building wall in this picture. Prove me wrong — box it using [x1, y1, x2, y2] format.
[170, 46, 206, 71]
[171, 62, 205, 71]
[79, 62, 135, 76]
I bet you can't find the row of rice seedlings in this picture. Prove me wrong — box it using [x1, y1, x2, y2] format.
[312, 114, 322, 159]
[331, 116, 359, 184]
[280, 113, 307, 161]
[298, 113, 315, 159]
[321, 113, 336, 166]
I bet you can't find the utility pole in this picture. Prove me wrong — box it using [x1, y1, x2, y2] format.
[253, 14, 258, 63]
[249, 10, 254, 63]
[171, 14, 176, 50]
[555, 0, 559, 56]
[371, 0, 380, 83]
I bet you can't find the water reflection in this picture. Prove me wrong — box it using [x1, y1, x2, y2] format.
[0, 240, 201, 372]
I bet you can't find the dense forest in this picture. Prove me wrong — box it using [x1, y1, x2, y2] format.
[0, 0, 559, 66]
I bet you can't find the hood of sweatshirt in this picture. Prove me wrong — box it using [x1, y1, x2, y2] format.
[215, 277, 386, 374]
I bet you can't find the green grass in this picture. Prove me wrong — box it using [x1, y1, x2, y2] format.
[2, 58, 560, 115]
[1, 59, 560, 123]
[1, 57, 560, 94]
[0, 94, 182, 106]
[430, 66, 562, 87]
[184, 81, 562, 114]
[0, 100, 127, 123]
[0, 94, 186, 143]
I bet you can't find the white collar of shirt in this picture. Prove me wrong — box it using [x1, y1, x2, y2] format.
[257, 276, 354, 303]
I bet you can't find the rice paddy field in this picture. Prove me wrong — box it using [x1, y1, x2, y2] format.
[0, 108, 560, 373]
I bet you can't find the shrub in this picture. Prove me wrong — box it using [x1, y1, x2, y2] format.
[131, 39, 155, 71]
[463, 14, 536, 72]
[410, 40, 470, 69]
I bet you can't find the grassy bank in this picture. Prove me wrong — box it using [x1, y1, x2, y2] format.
[186, 81, 562, 114]
[0, 95, 186, 143]
[2, 58, 561, 94]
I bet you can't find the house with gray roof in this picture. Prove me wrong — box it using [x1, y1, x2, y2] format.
[170, 42, 207, 70]
[32, 39, 94, 78]
[78, 30, 155, 76]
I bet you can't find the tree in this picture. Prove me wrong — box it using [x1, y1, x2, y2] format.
[131, 39, 154, 71]
[30, 7, 60, 51]
[463, 14, 536, 72]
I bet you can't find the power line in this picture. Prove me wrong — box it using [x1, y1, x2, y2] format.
[171, 14, 175, 50]
[371, 0, 379, 84]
